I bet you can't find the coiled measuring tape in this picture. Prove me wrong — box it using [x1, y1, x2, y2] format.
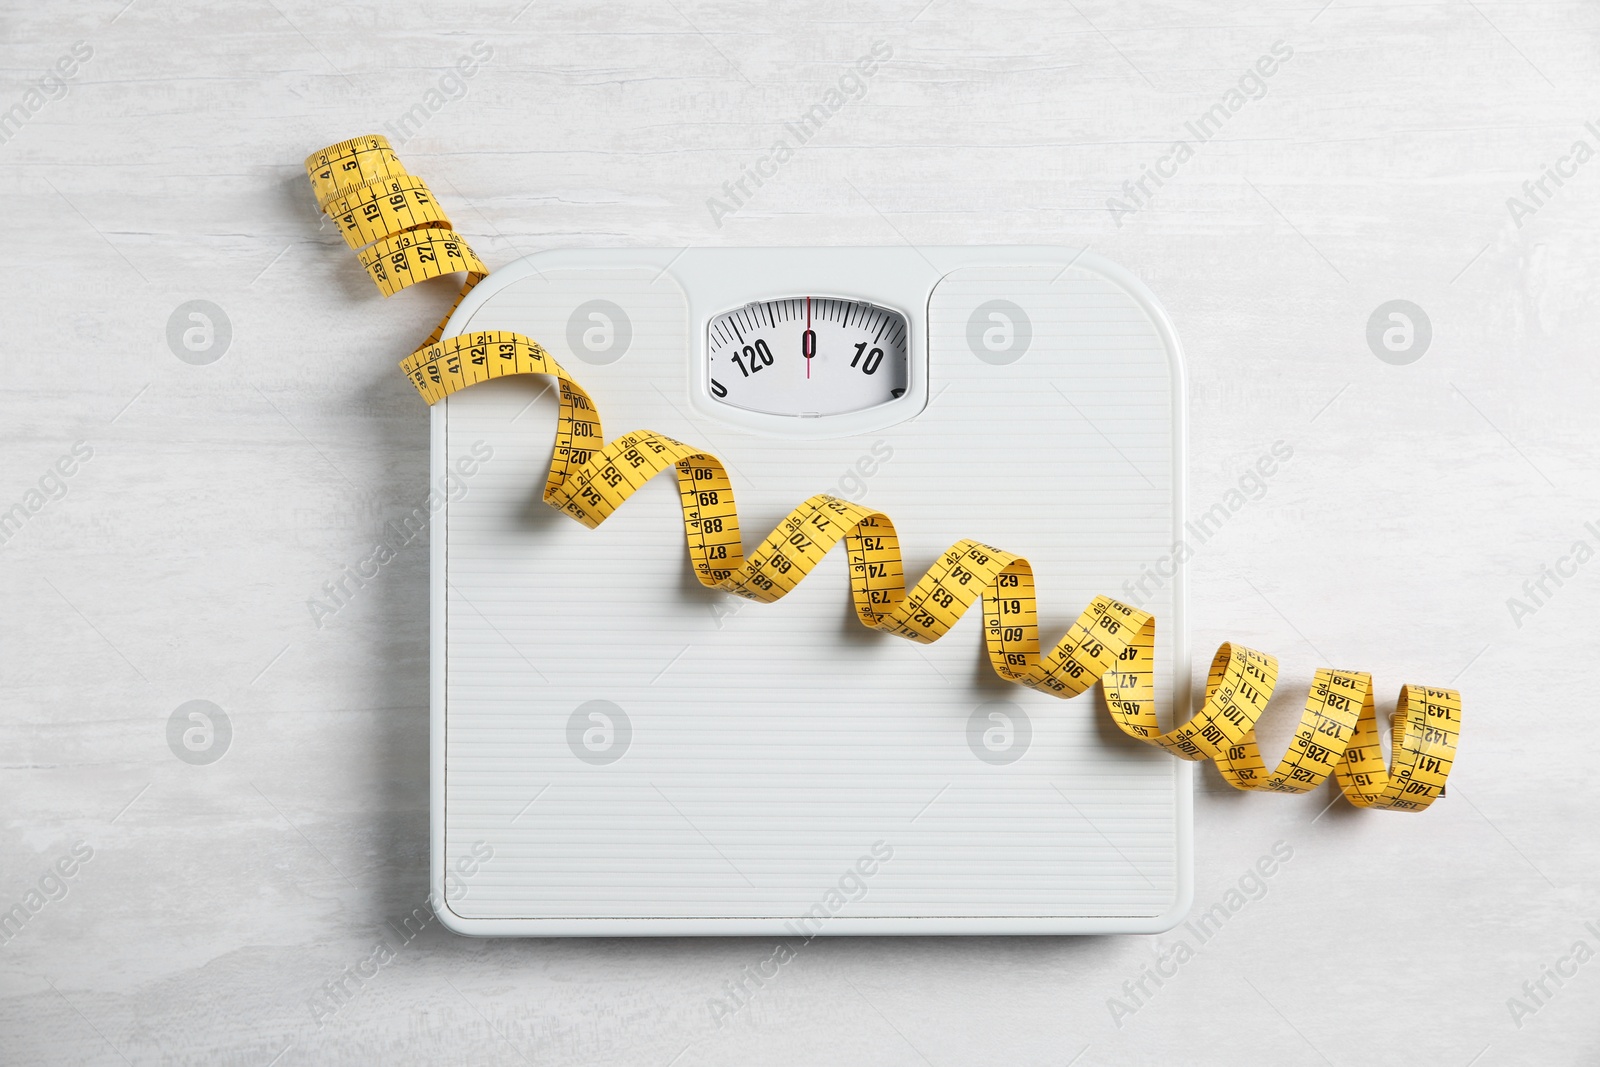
[306, 134, 1460, 812]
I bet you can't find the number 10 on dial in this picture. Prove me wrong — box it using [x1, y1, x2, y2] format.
[705, 296, 909, 417]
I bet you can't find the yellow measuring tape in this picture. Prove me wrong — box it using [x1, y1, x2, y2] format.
[306, 134, 1461, 812]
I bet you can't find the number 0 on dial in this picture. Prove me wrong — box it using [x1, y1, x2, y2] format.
[705, 297, 909, 417]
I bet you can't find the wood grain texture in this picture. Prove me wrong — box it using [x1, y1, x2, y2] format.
[0, 0, 1596, 1063]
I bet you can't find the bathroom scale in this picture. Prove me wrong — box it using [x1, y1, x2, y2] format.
[428, 246, 1191, 935]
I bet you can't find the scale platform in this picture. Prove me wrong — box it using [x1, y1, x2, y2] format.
[429, 247, 1190, 935]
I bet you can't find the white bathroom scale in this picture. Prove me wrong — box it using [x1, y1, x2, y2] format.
[429, 247, 1191, 935]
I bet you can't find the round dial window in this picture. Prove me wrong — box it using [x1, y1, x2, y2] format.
[705, 297, 909, 417]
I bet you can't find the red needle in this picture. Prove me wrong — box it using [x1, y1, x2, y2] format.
[805, 296, 811, 379]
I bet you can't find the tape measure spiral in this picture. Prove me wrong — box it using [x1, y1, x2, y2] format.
[305, 135, 1460, 812]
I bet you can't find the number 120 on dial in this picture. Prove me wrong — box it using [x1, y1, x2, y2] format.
[705, 297, 909, 417]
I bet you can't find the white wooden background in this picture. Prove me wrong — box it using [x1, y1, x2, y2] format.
[2, 1, 1597, 1064]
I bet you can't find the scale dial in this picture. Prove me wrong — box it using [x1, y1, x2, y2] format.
[705, 297, 909, 417]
